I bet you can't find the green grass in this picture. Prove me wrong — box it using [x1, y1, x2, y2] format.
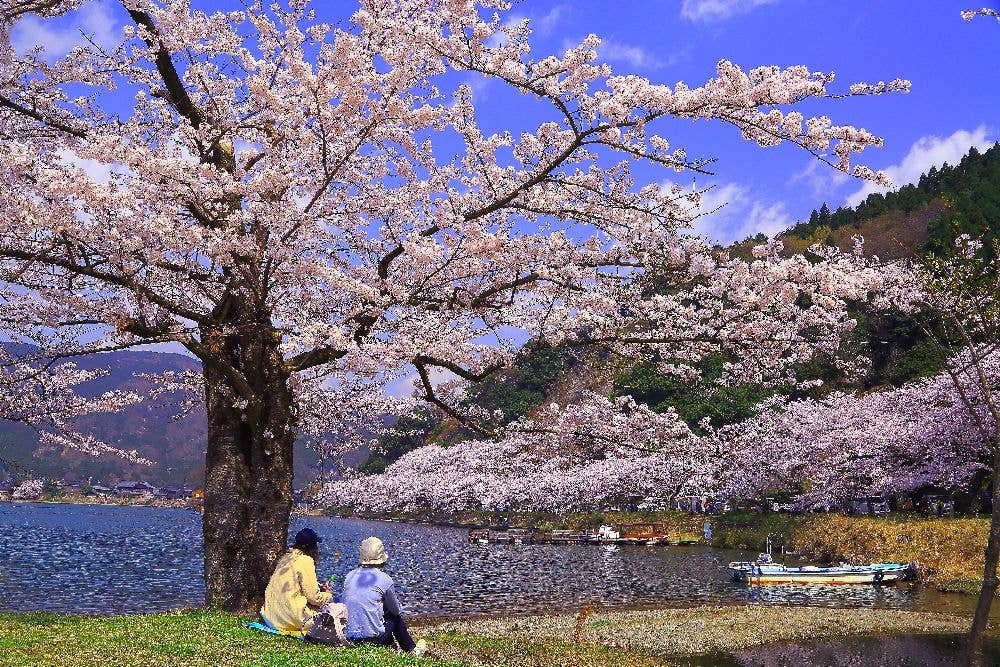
[0, 609, 678, 667]
[0, 605, 985, 667]
[0, 609, 459, 667]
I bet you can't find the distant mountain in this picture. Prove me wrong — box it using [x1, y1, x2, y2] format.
[0, 349, 327, 486]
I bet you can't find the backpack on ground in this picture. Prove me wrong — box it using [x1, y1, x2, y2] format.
[302, 602, 349, 646]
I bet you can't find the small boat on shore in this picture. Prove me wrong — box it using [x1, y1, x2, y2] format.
[728, 554, 914, 585]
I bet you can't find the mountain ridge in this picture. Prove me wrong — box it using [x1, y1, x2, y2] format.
[0, 348, 326, 486]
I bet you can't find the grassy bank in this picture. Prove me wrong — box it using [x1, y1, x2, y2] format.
[0, 610, 444, 667]
[336, 509, 989, 593]
[0, 606, 976, 667]
[704, 512, 989, 594]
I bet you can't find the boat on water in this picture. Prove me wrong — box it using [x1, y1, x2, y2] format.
[728, 553, 914, 585]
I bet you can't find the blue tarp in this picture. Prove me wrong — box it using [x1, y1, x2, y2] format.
[246, 621, 304, 639]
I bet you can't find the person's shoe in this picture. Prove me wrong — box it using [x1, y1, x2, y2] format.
[413, 639, 428, 657]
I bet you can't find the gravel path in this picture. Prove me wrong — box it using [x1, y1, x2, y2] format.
[425, 604, 970, 657]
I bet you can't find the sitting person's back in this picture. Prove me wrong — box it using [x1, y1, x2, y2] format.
[261, 528, 332, 633]
[342, 536, 425, 655]
[343, 560, 401, 638]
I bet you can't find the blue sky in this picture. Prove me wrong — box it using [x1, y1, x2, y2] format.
[480, 0, 1000, 242]
[10, 0, 999, 247]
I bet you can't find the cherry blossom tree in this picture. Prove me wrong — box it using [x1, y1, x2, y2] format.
[11, 477, 43, 499]
[0, 0, 908, 609]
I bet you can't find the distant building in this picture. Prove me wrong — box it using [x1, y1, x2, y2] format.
[90, 484, 113, 496]
[159, 486, 186, 500]
[114, 481, 160, 497]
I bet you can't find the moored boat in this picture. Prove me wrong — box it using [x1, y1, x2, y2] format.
[616, 522, 670, 546]
[727, 554, 914, 585]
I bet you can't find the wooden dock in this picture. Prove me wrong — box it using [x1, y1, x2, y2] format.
[468, 523, 688, 546]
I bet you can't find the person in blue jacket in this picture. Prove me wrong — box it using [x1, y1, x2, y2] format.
[341, 536, 426, 655]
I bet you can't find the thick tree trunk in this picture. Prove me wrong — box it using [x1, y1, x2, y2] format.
[967, 442, 1000, 665]
[200, 323, 296, 612]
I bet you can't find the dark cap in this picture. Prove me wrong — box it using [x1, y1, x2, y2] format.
[293, 528, 323, 549]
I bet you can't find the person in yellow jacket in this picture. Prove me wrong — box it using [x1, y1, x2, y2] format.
[260, 528, 332, 633]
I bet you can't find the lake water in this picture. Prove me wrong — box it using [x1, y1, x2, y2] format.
[0, 502, 984, 618]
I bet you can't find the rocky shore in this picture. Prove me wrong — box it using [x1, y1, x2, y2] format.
[422, 605, 976, 666]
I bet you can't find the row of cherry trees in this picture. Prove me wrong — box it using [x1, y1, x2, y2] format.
[322, 345, 997, 514]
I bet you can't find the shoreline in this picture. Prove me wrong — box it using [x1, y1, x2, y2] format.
[327, 508, 993, 595]
[3, 591, 989, 626]
[1, 496, 199, 510]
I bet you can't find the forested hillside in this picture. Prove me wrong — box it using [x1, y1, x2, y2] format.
[781, 143, 1000, 258]
[365, 143, 1000, 468]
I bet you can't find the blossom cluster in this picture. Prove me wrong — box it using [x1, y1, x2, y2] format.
[0, 326, 147, 463]
[11, 478, 44, 500]
[713, 348, 998, 506]
[321, 393, 713, 512]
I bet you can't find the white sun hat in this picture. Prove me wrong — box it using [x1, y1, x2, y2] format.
[359, 536, 388, 565]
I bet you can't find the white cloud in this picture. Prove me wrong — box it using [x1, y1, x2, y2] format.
[845, 125, 994, 207]
[598, 39, 664, 70]
[685, 181, 793, 244]
[58, 149, 120, 184]
[559, 36, 684, 72]
[460, 72, 493, 102]
[486, 3, 566, 48]
[11, 1, 119, 61]
[384, 366, 455, 399]
[789, 159, 850, 198]
[681, 0, 779, 22]
[534, 5, 566, 35]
